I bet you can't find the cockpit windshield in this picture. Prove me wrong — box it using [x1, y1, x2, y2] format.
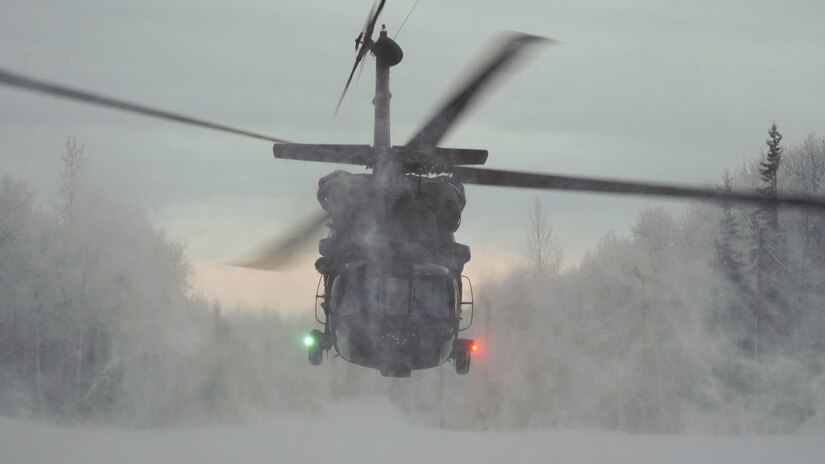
[335, 263, 456, 319]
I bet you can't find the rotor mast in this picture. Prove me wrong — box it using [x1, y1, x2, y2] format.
[371, 26, 403, 175]
[373, 31, 391, 149]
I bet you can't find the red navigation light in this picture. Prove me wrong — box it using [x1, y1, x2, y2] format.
[470, 341, 480, 353]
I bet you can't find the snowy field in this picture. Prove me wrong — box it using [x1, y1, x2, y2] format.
[3, 401, 824, 464]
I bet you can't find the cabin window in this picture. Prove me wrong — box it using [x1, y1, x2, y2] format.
[338, 275, 409, 315]
[412, 278, 450, 318]
[382, 278, 410, 315]
[335, 265, 454, 319]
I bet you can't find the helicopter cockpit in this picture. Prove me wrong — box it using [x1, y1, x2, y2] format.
[334, 262, 458, 318]
[329, 261, 460, 376]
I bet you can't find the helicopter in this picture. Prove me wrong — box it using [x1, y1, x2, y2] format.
[2, 1, 825, 378]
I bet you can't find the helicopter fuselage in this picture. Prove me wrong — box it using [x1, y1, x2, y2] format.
[311, 171, 472, 377]
[329, 262, 459, 377]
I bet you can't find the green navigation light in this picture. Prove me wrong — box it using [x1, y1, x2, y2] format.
[303, 335, 315, 347]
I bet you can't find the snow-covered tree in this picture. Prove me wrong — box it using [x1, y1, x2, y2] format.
[526, 198, 562, 276]
[715, 171, 745, 288]
[58, 136, 86, 225]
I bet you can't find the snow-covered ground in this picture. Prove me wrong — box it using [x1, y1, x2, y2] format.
[3, 401, 824, 464]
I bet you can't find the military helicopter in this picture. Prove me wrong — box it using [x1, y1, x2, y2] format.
[2, 0, 825, 378]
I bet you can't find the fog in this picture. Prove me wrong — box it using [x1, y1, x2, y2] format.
[2, 133, 824, 442]
[5, 402, 825, 464]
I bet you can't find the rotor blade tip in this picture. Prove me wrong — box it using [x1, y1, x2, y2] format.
[505, 31, 561, 48]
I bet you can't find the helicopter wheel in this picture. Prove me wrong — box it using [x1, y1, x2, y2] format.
[308, 344, 323, 366]
[454, 349, 471, 375]
[308, 329, 325, 366]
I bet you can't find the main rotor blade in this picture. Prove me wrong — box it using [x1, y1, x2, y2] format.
[407, 33, 550, 149]
[335, 46, 372, 116]
[364, 0, 387, 40]
[453, 167, 825, 211]
[229, 211, 329, 271]
[335, 0, 387, 115]
[0, 67, 290, 144]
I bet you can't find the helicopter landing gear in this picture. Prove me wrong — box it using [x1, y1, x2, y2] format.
[307, 329, 331, 366]
[451, 339, 475, 375]
[309, 342, 323, 365]
[454, 349, 470, 375]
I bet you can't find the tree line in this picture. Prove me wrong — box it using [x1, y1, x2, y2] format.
[389, 125, 825, 433]
[1, 129, 823, 432]
[0, 139, 358, 424]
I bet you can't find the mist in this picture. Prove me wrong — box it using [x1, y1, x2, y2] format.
[1, 131, 823, 441]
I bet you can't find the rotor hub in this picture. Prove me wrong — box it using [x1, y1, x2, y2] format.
[373, 28, 403, 67]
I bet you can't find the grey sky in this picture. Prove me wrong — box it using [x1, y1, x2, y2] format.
[2, 1, 824, 308]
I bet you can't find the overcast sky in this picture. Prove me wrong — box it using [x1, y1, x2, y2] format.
[2, 0, 824, 312]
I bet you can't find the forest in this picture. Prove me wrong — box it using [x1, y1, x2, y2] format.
[1, 128, 824, 433]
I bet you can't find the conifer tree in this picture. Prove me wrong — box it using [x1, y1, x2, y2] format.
[715, 171, 744, 287]
[759, 123, 783, 230]
[751, 123, 788, 349]
[526, 198, 562, 276]
[58, 136, 87, 225]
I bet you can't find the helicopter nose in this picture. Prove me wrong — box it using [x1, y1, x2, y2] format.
[379, 322, 405, 345]
[379, 316, 413, 346]
[380, 329, 410, 347]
